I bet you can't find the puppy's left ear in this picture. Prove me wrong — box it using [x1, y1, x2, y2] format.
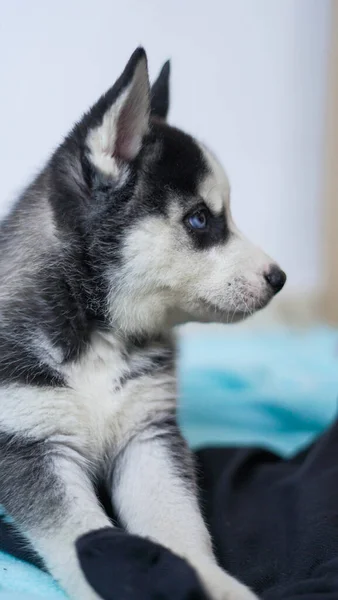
[150, 60, 170, 121]
[84, 47, 150, 177]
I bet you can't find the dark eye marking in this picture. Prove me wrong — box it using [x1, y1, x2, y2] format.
[183, 202, 229, 250]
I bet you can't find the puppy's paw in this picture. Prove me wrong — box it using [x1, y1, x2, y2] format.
[195, 562, 258, 600]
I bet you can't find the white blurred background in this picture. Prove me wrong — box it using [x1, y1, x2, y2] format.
[0, 0, 332, 303]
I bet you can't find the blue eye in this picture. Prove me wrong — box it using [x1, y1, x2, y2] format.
[187, 210, 208, 230]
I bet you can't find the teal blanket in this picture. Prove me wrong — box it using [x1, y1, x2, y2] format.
[1, 327, 338, 599]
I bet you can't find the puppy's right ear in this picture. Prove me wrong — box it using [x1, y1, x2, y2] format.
[80, 48, 150, 178]
[150, 60, 170, 121]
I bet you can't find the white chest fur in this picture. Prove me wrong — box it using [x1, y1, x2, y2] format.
[0, 332, 177, 467]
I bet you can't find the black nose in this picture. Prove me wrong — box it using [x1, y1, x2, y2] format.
[264, 266, 287, 294]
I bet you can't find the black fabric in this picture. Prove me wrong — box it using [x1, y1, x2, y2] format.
[2, 420, 338, 599]
[196, 419, 338, 599]
[77, 528, 208, 600]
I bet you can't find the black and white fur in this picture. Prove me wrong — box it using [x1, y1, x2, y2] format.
[0, 48, 286, 600]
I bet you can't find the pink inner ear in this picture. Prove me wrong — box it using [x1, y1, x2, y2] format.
[114, 94, 143, 162]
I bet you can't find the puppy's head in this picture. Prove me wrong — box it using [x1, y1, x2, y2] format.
[55, 48, 286, 335]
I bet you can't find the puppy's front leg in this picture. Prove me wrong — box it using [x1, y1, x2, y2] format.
[111, 421, 258, 600]
[0, 439, 111, 600]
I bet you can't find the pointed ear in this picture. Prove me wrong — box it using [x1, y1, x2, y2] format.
[85, 48, 150, 177]
[150, 60, 170, 121]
